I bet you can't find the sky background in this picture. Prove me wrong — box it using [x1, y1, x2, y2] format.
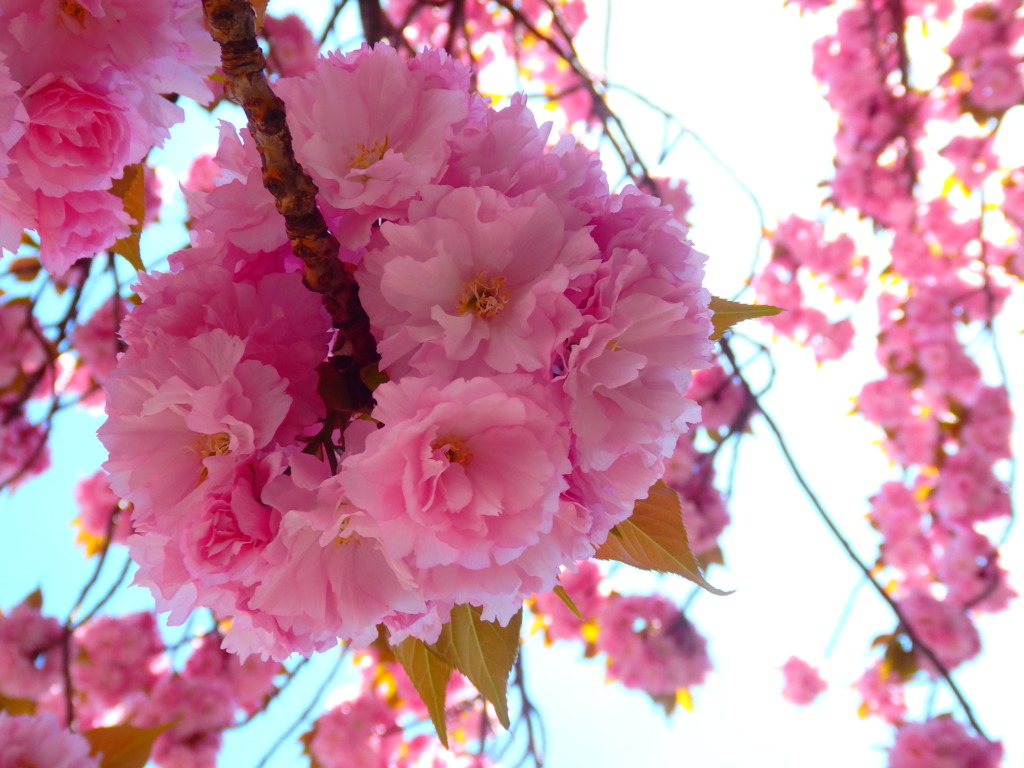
[1, 1, 1021, 766]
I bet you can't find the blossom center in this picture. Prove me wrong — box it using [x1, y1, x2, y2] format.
[60, 0, 89, 28]
[457, 272, 509, 318]
[431, 435, 472, 466]
[349, 135, 390, 170]
[194, 431, 231, 459]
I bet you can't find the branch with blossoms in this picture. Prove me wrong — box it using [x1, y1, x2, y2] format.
[0, 1, 1020, 767]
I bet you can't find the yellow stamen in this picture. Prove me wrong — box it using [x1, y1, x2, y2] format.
[60, 0, 89, 28]
[431, 435, 472, 466]
[349, 135, 390, 170]
[457, 272, 509, 318]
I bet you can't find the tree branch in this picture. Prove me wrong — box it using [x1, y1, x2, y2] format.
[201, 0, 379, 384]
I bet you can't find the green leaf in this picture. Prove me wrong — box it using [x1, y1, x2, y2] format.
[83, 722, 173, 768]
[0, 693, 36, 716]
[393, 636, 454, 748]
[595, 480, 731, 596]
[709, 296, 782, 340]
[433, 605, 522, 730]
[109, 164, 146, 272]
[552, 584, 582, 620]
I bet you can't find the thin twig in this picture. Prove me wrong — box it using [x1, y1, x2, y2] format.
[253, 645, 349, 768]
[720, 337, 989, 740]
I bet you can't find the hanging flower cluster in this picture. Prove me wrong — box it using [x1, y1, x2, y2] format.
[99, 44, 713, 660]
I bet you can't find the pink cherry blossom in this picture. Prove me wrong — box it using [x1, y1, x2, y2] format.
[854, 661, 907, 725]
[0, 713, 99, 768]
[0, 56, 25, 180]
[278, 44, 473, 240]
[780, 656, 827, 705]
[887, 716, 1002, 768]
[237, 453, 427, 657]
[263, 14, 319, 77]
[72, 612, 164, 709]
[306, 689, 403, 768]
[11, 74, 133, 196]
[531, 559, 606, 643]
[360, 185, 595, 378]
[183, 634, 281, 716]
[0, 413, 50, 489]
[135, 673, 236, 768]
[73, 470, 132, 551]
[343, 376, 573, 629]
[899, 589, 981, 672]
[654, 177, 694, 229]
[0, 598, 63, 701]
[597, 594, 711, 696]
[100, 329, 292, 519]
[34, 188, 131, 275]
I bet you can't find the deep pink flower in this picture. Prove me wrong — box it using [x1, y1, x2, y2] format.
[899, 589, 981, 672]
[183, 634, 281, 716]
[263, 14, 319, 77]
[0, 713, 99, 768]
[72, 612, 164, 708]
[12, 74, 133, 196]
[35, 188, 131, 275]
[0, 56, 25, 180]
[597, 594, 711, 696]
[780, 656, 827, 705]
[0, 599, 63, 701]
[888, 716, 1002, 768]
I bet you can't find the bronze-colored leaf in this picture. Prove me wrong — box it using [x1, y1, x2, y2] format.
[393, 636, 454, 748]
[433, 605, 522, 730]
[109, 164, 146, 272]
[83, 723, 173, 768]
[552, 584, 582, 620]
[595, 481, 731, 596]
[0, 694, 36, 716]
[709, 295, 782, 340]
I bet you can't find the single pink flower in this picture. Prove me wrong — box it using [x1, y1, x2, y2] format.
[342, 376, 573, 629]
[780, 656, 827, 705]
[278, 44, 472, 237]
[0, 713, 99, 768]
[888, 716, 1002, 768]
[35, 188, 131, 275]
[597, 594, 711, 696]
[360, 185, 595, 378]
[100, 329, 292, 519]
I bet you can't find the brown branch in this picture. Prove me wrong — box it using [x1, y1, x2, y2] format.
[202, 0, 379, 387]
[358, 0, 393, 45]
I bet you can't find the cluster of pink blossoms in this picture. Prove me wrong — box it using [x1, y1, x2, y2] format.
[779, 656, 827, 706]
[0, 595, 281, 768]
[305, 651, 496, 768]
[99, 44, 713, 660]
[783, 1, 1018, 760]
[0, 0, 217, 275]
[382, 0, 594, 124]
[531, 561, 712, 700]
[754, 214, 864, 363]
